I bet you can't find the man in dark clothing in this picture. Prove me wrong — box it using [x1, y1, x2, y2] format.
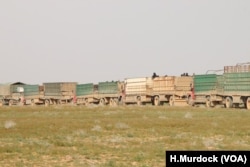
[152, 72, 159, 79]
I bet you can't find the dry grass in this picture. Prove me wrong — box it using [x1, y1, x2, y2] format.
[0, 105, 250, 166]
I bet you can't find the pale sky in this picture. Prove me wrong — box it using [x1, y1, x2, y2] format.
[0, 0, 249, 84]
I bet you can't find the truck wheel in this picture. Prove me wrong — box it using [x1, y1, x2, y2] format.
[99, 98, 105, 106]
[112, 98, 118, 106]
[0, 99, 4, 106]
[57, 99, 61, 105]
[45, 99, 50, 106]
[206, 97, 211, 108]
[154, 96, 160, 106]
[225, 97, 232, 108]
[84, 98, 89, 106]
[31, 99, 35, 106]
[247, 97, 250, 110]
[109, 98, 114, 106]
[137, 96, 141, 106]
[9, 100, 13, 106]
[169, 96, 174, 106]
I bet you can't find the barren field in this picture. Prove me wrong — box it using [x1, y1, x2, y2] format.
[0, 105, 250, 167]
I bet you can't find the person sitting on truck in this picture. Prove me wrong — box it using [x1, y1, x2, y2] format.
[152, 72, 159, 79]
[181, 73, 189, 76]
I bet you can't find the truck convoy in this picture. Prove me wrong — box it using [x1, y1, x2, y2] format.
[0, 62, 249, 109]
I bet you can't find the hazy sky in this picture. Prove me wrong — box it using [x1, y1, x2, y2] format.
[0, 0, 249, 84]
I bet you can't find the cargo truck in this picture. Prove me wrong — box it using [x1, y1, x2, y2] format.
[76, 81, 124, 106]
[23, 85, 44, 105]
[123, 77, 153, 105]
[124, 76, 193, 106]
[223, 63, 250, 109]
[193, 71, 224, 107]
[0, 82, 26, 106]
[76, 83, 97, 105]
[97, 81, 124, 106]
[43, 82, 77, 106]
[151, 76, 193, 106]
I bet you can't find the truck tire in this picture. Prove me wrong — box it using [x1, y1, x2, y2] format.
[247, 97, 250, 110]
[112, 98, 118, 106]
[169, 96, 174, 106]
[225, 97, 232, 108]
[84, 98, 89, 106]
[45, 99, 50, 106]
[109, 98, 114, 106]
[154, 96, 160, 106]
[206, 97, 211, 108]
[9, 100, 13, 106]
[99, 98, 105, 106]
[31, 99, 35, 106]
[137, 96, 141, 106]
[57, 99, 61, 105]
[0, 99, 5, 106]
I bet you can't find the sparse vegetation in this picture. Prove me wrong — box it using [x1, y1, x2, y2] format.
[4, 120, 16, 129]
[0, 105, 250, 166]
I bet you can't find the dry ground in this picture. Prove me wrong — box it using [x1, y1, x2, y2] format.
[0, 105, 250, 167]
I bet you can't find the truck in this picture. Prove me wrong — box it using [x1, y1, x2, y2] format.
[193, 63, 250, 109]
[76, 83, 97, 105]
[151, 76, 193, 106]
[123, 77, 153, 105]
[43, 82, 77, 106]
[23, 84, 44, 106]
[97, 81, 124, 106]
[193, 71, 224, 107]
[76, 81, 124, 106]
[0, 82, 26, 106]
[223, 63, 250, 109]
